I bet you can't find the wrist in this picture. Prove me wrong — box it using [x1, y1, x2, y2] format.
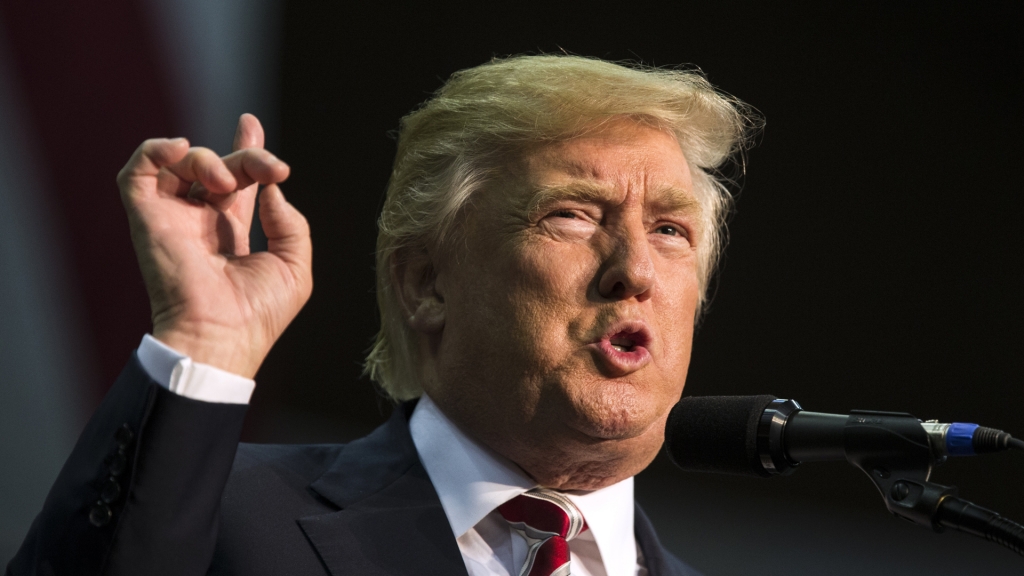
[152, 325, 266, 378]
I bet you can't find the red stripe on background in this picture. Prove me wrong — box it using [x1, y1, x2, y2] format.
[1, 0, 181, 401]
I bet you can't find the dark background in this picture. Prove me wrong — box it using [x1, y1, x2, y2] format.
[2, 1, 1021, 573]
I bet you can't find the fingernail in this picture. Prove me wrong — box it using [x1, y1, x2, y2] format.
[170, 137, 187, 145]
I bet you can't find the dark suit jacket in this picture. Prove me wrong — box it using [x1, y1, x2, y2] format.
[7, 355, 701, 576]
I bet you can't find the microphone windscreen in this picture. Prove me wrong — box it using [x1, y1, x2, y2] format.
[664, 395, 778, 477]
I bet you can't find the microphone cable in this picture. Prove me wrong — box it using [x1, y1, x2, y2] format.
[938, 497, 1024, 557]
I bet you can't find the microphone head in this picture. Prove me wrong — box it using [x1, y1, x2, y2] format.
[664, 395, 778, 477]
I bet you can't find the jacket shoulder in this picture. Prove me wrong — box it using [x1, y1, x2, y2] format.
[231, 443, 343, 482]
[222, 442, 345, 514]
[209, 443, 346, 575]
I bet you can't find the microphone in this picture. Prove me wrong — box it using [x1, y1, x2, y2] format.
[664, 395, 1024, 557]
[664, 395, 1024, 478]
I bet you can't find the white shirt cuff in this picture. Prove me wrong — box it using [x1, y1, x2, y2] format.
[137, 334, 255, 405]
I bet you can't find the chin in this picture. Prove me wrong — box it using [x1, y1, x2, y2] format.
[568, 381, 667, 441]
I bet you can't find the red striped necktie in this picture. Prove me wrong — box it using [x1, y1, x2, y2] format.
[497, 488, 589, 576]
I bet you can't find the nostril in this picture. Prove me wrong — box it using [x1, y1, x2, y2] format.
[599, 257, 654, 301]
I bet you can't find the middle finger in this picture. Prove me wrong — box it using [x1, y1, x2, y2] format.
[221, 148, 291, 190]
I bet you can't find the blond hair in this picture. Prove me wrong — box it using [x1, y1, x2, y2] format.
[365, 54, 758, 400]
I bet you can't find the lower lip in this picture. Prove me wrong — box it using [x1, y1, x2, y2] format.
[592, 340, 652, 373]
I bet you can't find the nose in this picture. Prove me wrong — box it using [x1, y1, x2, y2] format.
[597, 226, 655, 301]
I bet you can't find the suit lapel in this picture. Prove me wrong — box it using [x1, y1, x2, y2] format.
[635, 502, 678, 576]
[298, 402, 468, 576]
[297, 403, 690, 576]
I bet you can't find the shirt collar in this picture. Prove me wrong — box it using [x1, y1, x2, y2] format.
[410, 394, 535, 537]
[409, 393, 637, 575]
[565, 478, 636, 576]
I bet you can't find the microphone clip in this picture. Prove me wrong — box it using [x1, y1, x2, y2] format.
[843, 410, 1024, 556]
[843, 409, 955, 531]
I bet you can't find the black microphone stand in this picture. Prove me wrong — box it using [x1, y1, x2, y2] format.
[842, 410, 1024, 556]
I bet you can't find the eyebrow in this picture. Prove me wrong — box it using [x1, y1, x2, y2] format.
[526, 181, 702, 220]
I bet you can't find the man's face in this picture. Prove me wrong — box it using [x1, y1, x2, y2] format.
[423, 119, 701, 490]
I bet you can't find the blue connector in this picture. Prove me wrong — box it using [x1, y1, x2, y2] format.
[947, 422, 980, 456]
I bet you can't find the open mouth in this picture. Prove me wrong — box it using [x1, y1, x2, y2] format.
[609, 332, 640, 353]
[592, 322, 652, 373]
[601, 322, 651, 350]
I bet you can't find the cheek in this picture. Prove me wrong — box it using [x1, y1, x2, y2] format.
[512, 243, 594, 306]
[443, 238, 597, 370]
[653, 263, 700, 373]
[501, 241, 599, 356]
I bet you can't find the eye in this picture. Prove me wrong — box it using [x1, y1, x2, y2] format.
[538, 207, 599, 233]
[654, 224, 679, 236]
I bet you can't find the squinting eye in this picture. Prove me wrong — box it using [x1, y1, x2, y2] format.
[655, 225, 679, 236]
[552, 210, 577, 219]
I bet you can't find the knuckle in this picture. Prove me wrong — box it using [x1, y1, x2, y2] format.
[139, 138, 161, 151]
[116, 163, 145, 194]
[194, 146, 219, 159]
[184, 146, 214, 165]
[138, 138, 170, 158]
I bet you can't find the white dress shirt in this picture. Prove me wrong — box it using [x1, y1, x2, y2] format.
[135, 334, 645, 575]
[410, 394, 643, 576]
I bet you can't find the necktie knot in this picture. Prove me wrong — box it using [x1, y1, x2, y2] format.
[497, 488, 588, 576]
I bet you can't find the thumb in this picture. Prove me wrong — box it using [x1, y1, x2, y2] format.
[233, 113, 265, 151]
[259, 184, 312, 272]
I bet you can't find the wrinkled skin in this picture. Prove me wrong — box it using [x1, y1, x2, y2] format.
[396, 120, 702, 490]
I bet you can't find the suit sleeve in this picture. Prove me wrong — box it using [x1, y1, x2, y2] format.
[5, 353, 248, 576]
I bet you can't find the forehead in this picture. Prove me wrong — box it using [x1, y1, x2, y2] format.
[508, 120, 695, 209]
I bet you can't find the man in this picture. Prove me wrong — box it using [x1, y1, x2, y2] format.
[8, 55, 752, 576]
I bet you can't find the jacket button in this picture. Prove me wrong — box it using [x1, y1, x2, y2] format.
[106, 451, 127, 476]
[100, 478, 121, 504]
[115, 423, 134, 447]
[89, 503, 112, 527]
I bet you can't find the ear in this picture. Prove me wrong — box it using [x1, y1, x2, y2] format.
[391, 247, 445, 334]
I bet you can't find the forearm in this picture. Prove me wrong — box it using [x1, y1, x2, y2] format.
[6, 350, 248, 576]
[6, 114, 307, 576]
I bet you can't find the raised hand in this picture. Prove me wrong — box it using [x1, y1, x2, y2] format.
[118, 114, 312, 378]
